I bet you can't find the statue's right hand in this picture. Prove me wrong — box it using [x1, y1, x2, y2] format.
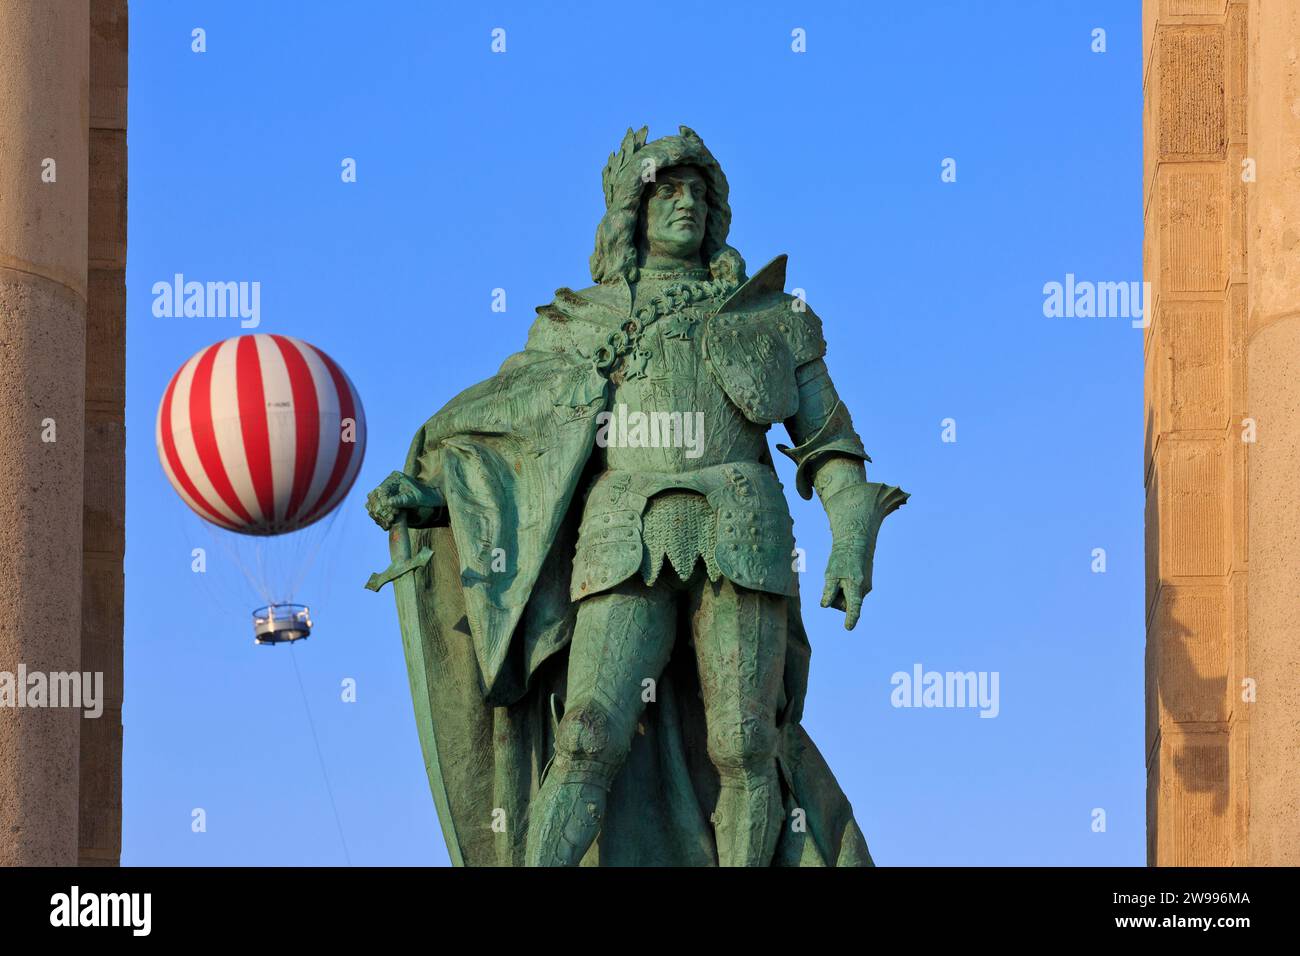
[366, 471, 444, 530]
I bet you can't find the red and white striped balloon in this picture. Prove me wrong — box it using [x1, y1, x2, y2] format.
[156, 334, 366, 535]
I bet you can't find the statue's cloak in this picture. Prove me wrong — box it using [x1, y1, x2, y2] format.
[391, 266, 873, 866]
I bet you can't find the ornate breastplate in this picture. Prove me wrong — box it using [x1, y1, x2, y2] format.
[598, 277, 768, 472]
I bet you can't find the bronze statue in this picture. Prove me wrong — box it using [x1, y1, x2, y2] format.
[366, 126, 906, 866]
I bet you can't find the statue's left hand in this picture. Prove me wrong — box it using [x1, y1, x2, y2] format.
[820, 484, 878, 631]
[821, 540, 872, 631]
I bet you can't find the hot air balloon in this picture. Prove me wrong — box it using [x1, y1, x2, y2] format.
[155, 334, 366, 643]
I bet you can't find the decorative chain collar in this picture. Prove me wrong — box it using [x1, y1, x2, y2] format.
[590, 275, 740, 374]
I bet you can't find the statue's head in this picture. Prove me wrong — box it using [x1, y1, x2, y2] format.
[590, 125, 746, 285]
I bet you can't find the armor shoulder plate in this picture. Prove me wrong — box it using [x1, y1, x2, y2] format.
[702, 255, 830, 423]
[783, 299, 827, 366]
[702, 308, 799, 424]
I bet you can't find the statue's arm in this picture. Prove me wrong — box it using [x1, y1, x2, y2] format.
[779, 359, 870, 501]
[780, 359, 882, 631]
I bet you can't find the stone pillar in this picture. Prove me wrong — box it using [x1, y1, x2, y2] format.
[1244, 0, 1300, 866]
[1142, 0, 1249, 866]
[0, 1, 91, 866]
[81, 0, 127, 867]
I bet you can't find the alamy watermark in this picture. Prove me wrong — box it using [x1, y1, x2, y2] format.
[0, 666, 104, 718]
[1043, 273, 1150, 328]
[50, 886, 150, 936]
[152, 273, 261, 328]
[595, 403, 704, 459]
[890, 663, 1000, 718]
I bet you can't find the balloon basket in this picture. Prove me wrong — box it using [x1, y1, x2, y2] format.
[252, 604, 313, 645]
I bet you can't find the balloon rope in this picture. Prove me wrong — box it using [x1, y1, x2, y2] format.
[288, 642, 352, 866]
[284, 506, 343, 602]
[171, 512, 237, 619]
[254, 539, 271, 604]
[202, 520, 273, 607]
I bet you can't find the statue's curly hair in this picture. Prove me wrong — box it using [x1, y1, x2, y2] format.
[589, 125, 746, 286]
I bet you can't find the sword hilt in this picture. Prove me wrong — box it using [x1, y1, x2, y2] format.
[365, 515, 433, 591]
[391, 514, 412, 562]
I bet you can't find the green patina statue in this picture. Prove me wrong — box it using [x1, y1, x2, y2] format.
[365, 126, 907, 867]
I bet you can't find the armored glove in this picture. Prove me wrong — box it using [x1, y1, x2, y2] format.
[365, 470, 445, 530]
[821, 481, 909, 631]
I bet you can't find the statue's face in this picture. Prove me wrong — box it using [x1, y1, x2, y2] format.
[641, 165, 708, 260]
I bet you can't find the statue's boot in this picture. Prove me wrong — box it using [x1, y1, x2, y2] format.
[712, 767, 783, 867]
[525, 773, 608, 867]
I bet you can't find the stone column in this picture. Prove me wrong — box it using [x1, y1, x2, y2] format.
[0, 1, 91, 866]
[1244, 0, 1300, 866]
[81, 0, 127, 867]
[1142, 0, 1249, 866]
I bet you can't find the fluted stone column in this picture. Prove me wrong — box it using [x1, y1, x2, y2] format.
[1244, 0, 1300, 867]
[1146, 0, 1300, 867]
[1142, 0, 1248, 867]
[0, 1, 91, 866]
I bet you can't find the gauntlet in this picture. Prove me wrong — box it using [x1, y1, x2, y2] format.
[365, 470, 446, 530]
[821, 481, 910, 629]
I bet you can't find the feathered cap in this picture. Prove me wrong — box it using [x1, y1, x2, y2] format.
[589, 125, 745, 285]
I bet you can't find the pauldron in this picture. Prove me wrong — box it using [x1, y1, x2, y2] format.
[700, 290, 827, 425]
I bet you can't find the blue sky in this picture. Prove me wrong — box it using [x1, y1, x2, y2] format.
[124, 0, 1142, 865]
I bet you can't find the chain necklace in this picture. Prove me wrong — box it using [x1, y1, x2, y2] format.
[638, 266, 708, 281]
[591, 274, 740, 376]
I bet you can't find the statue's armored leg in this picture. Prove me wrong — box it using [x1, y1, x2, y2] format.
[525, 579, 676, 866]
[690, 577, 788, 867]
